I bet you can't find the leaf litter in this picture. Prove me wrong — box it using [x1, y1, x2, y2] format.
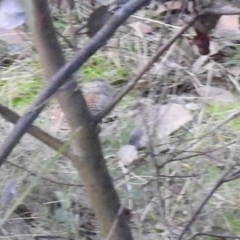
[2, 0, 240, 239]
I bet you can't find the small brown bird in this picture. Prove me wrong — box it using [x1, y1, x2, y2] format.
[53, 79, 115, 133]
[81, 79, 116, 116]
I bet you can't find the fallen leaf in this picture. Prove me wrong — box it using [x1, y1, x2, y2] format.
[216, 15, 239, 30]
[196, 86, 235, 104]
[155, 1, 182, 14]
[215, 5, 240, 31]
[129, 21, 153, 37]
[129, 103, 193, 148]
[192, 55, 209, 74]
[208, 41, 221, 56]
[169, 183, 184, 195]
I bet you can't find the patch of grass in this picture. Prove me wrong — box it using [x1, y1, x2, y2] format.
[206, 102, 240, 129]
[224, 212, 240, 234]
[0, 75, 43, 108]
[206, 103, 240, 115]
[82, 55, 128, 81]
[118, 95, 136, 107]
[207, 165, 221, 180]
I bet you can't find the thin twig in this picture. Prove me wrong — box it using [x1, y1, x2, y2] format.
[56, 29, 78, 50]
[34, 235, 67, 240]
[177, 170, 230, 240]
[96, 14, 200, 121]
[188, 232, 240, 240]
[105, 205, 126, 240]
[0, 104, 76, 160]
[96, 5, 240, 121]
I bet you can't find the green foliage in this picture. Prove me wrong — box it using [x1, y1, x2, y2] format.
[0, 75, 43, 108]
[206, 102, 240, 129]
[82, 56, 127, 80]
[224, 212, 240, 233]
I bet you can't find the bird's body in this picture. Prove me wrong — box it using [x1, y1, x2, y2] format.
[81, 79, 116, 116]
[52, 79, 115, 134]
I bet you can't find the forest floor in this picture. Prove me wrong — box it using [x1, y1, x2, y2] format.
[1, 1, 240, 240]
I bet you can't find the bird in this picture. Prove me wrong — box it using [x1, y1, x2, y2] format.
[52, 79, 115, 134]
[81, 79, 116, 116]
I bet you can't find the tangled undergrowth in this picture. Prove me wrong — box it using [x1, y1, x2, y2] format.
[1, 1, 240, 239]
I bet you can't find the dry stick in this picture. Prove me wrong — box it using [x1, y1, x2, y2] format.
[204, 7, 240, 16]
[223, 165, 240, 182]
[0, 100, 137, 185]
[141, 140, 236, 188]
[0, 104, 76, 160]
[56, 30, 78, 50]
[0, 0, 149, 167]
[96, 14, 200, 122]
[105, 205, 126, 240]
[181, 110, 240, 158]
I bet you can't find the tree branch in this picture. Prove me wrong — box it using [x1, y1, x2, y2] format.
[96, 14, 200, 121]
[18, 1, 148, 239]
[0, 104, 75, 160]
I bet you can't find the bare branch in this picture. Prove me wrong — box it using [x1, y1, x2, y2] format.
[96, 4, 240, 121]
[204, 6, 240, 15]
[189, 232, 240, 240]
[0, 104, 76, 160]
[96, 14, 200, 121]
[25, 1, 144, 239]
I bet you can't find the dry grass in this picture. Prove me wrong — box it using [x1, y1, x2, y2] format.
[1, 1, 240, 240]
